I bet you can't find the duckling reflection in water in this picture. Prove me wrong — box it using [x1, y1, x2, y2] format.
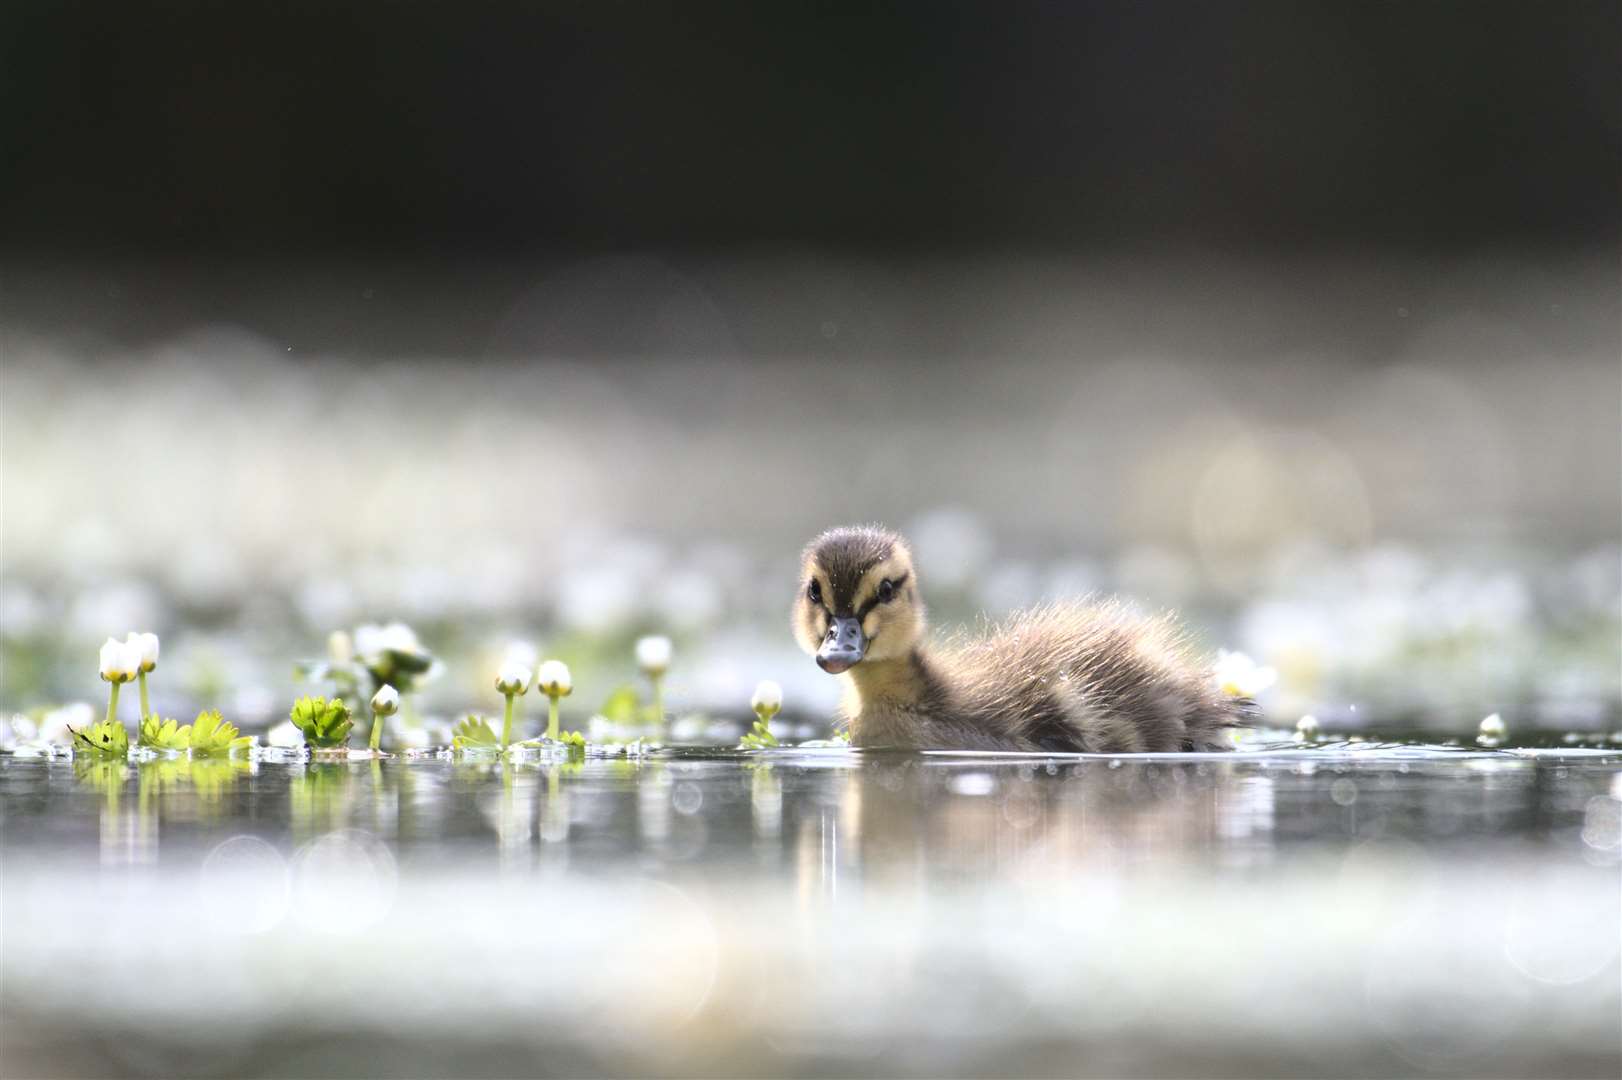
[794, 525, 1253, 752]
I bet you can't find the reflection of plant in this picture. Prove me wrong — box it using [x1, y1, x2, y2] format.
[452, 714, 499, 752]
[290, 696, 354, 749]
[189, 710, 253, 756]
[71, 718, 130, 757]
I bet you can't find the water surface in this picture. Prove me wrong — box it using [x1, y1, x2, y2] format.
[3, 742, 1619, 1078]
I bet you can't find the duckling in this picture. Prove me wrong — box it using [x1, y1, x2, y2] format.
[793, 525, 1251, 752]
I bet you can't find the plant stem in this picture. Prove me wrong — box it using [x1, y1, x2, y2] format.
[547, 695, 560, 742]
[651, 675, 664, 735]
[105, 681, 122, 728]
[368, 709, 384, 751]
[501, 693, 515, 750]
[137, 672, 151, 721]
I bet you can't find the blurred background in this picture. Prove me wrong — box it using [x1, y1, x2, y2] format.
[2, 0, 1618, 733]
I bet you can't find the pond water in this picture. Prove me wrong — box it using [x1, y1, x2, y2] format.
[3, 741, 1620, 1078]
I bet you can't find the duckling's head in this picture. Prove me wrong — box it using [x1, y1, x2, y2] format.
[794, 525, 925, 674]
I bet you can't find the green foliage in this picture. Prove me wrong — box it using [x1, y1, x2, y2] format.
[289, 696, 354, 749]
[138, 715, 191, 751]
[596, 685, 641, 725]
[71, 719, 129, 757]
[452, 714, 499, 752]
[738, 717, 780, 750]
[189, 709, 254, 756]
[555, 730, 587, 749]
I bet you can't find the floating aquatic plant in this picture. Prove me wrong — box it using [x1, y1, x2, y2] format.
[138, 714, 192, 752]
[368, 684, 399, 752]
[495, 662, 530, 749]
[97, 635, 141, 738]
[535, 659, 572, 743]
[636, 635, 671, 732]
[126, 631, 160, 720]
[1477, 712, 1508, 748]
[293, 630, 367, 699]
[1213, 650, 1278, 699]
[452, 714, 500, 752]
[71, 717, 130, 757]
[289, 695, 354, 749]
[739, 680, 783, 750]
[354, 621, 437, 695]
[188, 709, 253, 756]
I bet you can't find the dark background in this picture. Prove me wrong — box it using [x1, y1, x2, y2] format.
[4, 0, 1617, 258]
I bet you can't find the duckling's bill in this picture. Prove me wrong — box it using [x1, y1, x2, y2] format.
[816, 615, 867, 673]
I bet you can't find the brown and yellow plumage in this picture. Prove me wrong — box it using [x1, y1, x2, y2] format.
[793, 525, 1249, 752]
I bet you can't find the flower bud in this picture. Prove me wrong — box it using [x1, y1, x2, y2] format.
[495, 662, 531, 696]
[1477, 712, 1507, 747]
[99, 637, 141, 683]
[535, 659, 573, 698]
[371, 684, 400, 716]
[1213, 649, 1277, 698]
[635, 635, 672, 676]
[750, 680, 783, 719]
[126, 631, 160, 673]
[1295, 714, 1320, 741]
[328, 630, 354, 664]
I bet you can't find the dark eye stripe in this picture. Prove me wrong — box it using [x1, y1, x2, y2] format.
[857, 572, 908, 619]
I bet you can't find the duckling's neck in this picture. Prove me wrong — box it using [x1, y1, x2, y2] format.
[843, 642, 947, 745]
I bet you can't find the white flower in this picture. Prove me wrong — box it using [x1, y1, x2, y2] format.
[355, 621, 421, 658]
[327, 630, 354, 663]
[371, 684, 400, 716]
[495, 662, 531, 696]
[502, 641, 540, 669]
[380, 622, 420, 654]
[635, 635, 672, 676]
[750, 680, 783, 717]
[1295, 714, 1320, 741]
[125, 631, 160, 673]
[1477, 713, 1507, 746]
[1213, 649, 1277, 698]
[535, 659, 573, 698]
[99, 636, 142, 683]
[354, 623, 386, 657]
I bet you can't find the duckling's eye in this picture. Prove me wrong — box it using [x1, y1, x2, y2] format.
[878, 579, 895, 603]
[807, 579, 823, 605]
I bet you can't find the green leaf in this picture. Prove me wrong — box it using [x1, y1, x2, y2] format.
[289, 696, 354, 748]
[189, 709, 252, 756]
[738, 718, 780, 750]
[138, 715, 192, 751]
[597, 685, 640, 725]
[451, 714, 499, 752]
[70, 719, 129, 757]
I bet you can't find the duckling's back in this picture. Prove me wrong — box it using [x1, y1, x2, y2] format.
[942, 601, 1246, 753]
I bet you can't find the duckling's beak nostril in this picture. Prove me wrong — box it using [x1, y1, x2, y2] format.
[816, 616, 866, 674]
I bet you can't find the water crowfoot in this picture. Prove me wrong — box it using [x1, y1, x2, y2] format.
[740, 680, 783, 750]
[97, 636, 142, 738]
[126, 632, 160, 720]
[535, 659, 572, 743]
[369, 684, 399, 752]
[289, 696, 354, 750]
[1477, 712, 1508, 748]
[635, 636, 671, 734]
[495, 662, 530, 750]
